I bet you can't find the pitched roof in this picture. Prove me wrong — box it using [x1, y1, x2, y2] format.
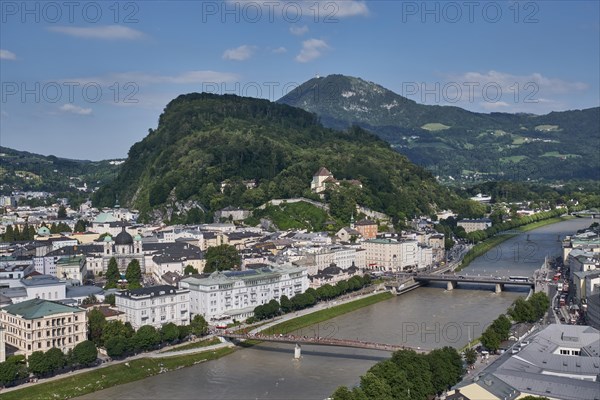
[2, 298, 83, 319]
[314, 167, 332, 177]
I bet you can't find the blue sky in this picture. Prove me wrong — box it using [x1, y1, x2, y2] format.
[1, 0, 598, 159]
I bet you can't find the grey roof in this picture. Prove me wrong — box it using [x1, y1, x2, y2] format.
[117, 284, 186, 299]
[2, 298, 84, 319]
[481, 324, 600, 400]
[66, 285, 103, 298]
[20, 275, 64, 287]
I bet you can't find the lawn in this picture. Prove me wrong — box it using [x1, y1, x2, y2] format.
[421, 123, 450, 131]
[0, 347, 235, 400]
[262, 292, 394, 336]
[158, 337, 221, 353]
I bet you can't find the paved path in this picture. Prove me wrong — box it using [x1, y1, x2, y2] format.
[0, 337, 231, 394]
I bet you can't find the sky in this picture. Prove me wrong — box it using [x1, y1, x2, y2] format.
[1, 0, 599, 160]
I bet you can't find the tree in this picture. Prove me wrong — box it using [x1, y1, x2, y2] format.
[72, 340, 98, 366]
[74, 219, 87, 233]
[480, 329, 501, 352]
[359, 372, 393, 400]
[332, 386, 356, 400]
[204, 244, 241, 273]
[82, 294, 98, 305]
[57, 205, 67, 219]
[2, 225, 14, 242]
[45, 347, 67, 372]
[280, 295, 293, 314]
[190, 314, 208, 336]
[132, 325, 161, 352]
[101, 320, 134, 347]
[184, 265, 199, 275]
[105, 293, 116, 307]
[160, 322, 180, 343]
[105, 257, 120, 288]
[27, 351, 52, 376]
[88, 308, 107, 346]
[105, 336, 130, 359]
[464, 348, 478, 366]
[125, 259, 142, 288]
[0, 355, 28, 386]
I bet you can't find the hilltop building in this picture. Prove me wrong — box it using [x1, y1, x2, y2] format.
[310, 167, 362, 194]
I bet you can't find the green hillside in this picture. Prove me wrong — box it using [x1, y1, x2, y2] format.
[278, 75, 600, 182]
[0, 147, 120, 196]
[92, 93, 483, 224]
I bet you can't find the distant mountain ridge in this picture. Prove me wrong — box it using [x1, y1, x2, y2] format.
[0, 146, 120, 194]
[278, 75, 600, 182]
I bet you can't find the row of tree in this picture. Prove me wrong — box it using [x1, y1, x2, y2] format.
[508, 292, 550, 323]
[251, 275, 371, 321]
[88, 309, 209, 358]
[332, 347, 464, 400]
[480, 293, 549, 352]
[0, 341, 98, 387]
[480, 314, 513, 353]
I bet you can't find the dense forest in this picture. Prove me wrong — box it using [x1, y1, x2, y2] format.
[92, 93, 483, 224]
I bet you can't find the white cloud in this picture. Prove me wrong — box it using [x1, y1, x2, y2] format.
[226, 1, 369, 18]
[272, 47, 288, 54]
[295, 39, 329, 63]
[290, 25, 309, 36]
[222, 45, 256, 61]
[64, 70, 239, 86]
[48, 25, 145, 40]
[59, 104, 92, 115]
[332, 1, 370, 17]
[450, 70, 588, 95]
[0, 49, 16, 60]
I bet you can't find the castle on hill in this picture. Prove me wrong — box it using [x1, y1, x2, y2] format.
[310, 167, 362, 194]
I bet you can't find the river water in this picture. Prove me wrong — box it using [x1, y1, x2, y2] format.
[78, 217, 592, 400]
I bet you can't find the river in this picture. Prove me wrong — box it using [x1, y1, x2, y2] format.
[78, 217, 592, 400]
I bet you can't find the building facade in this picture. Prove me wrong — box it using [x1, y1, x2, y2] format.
[179, 265, 309, 321]
[115, 285, 190, 330]
[0, 298, 87, 358]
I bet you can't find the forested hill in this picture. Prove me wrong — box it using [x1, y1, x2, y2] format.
[92, 93, 482, 223]
[278, 75, 600, 182]
[0, 146, 120, 195]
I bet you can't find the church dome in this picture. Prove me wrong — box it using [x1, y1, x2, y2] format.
[114, 226, 133, 245]
[103, 235, 113, 242]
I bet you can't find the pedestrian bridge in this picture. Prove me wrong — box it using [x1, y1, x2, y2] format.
[220, 333, 427, 356]
[413, 273, 534, 293]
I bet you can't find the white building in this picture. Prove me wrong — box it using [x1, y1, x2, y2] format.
[457, 218, 493, 233]
[179, 265, 309, 321]
[55, 255, 87, 283]
[362, 239, 432, 271]
[115, 285, 190, 330]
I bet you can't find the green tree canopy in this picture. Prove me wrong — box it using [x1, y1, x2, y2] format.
[204, 244, 241, 273]
[72, 340, 98, 366]
[184, 265, 199, 275]
[132, 325, 161, 352]
[190, 314, 208, 336]
[105, 257, 120, 288]
[125, 259, 142, 288]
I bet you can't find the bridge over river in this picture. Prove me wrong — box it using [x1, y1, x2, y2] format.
[220, 333, 428, 357]
[414, 273, 535, 293]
